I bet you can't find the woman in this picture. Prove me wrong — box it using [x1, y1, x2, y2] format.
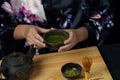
[0, 0, 113, 57]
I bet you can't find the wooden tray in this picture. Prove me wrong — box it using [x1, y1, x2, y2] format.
[30, 46, 113, 80]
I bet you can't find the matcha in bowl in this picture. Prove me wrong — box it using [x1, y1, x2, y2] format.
[43, 29, 69, 50]
[61, 62, 82, 79]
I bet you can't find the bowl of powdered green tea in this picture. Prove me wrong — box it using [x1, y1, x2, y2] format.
[61, 62, 82, 79]
[43, 29, 69, 50]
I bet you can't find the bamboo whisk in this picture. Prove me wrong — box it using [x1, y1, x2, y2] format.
[82, 56, 93, 80]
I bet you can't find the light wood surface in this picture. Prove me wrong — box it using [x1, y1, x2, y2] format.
[30, 46, 113, 80]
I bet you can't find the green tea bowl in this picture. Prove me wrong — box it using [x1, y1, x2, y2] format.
[61, 62, 82, 79]
[43, 29, 69, 50]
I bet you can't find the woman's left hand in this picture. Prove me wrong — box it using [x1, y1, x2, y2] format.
[58, 27, 88, 52]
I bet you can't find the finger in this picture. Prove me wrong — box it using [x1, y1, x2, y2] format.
[27, 41, 45, 49]
[34, 43, 46, 49]
[37, 27, 50, 33]
[27, 41, 37, 48]
[58, 43, 73, 52]
[64, 31, 73, 44]
[34, 39, 46, 48]
[27, 41, 33, 46]
[27, 36, 46, 49]
[34, 33, 44, 42]
[50, 27, 56, 30]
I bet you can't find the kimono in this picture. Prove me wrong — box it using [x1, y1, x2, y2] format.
[0, 0, 113, 58]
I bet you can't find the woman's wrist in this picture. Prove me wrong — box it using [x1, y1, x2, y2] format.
[75, 27, 88, 43]
[13, 24, 31, 40]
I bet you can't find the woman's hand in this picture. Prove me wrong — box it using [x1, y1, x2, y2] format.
[25, 26, 50, 49]
[14, 25, 50, 49]
[58, 27, 88, 52]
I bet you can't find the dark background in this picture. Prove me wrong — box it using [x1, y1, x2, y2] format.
[98, 1, 120, 80]
[102, 0, 120, 45]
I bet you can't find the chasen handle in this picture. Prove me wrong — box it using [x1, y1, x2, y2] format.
[85, 71, 90, 80]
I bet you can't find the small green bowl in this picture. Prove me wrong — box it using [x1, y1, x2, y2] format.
[43, 29, 69, 50]
[61, 62, 82, 79]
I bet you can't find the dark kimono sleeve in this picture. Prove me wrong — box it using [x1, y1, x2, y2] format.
[0, 0, 16, 41]
[71, 0, 97, 46]
[80, 0, 113, 46]
[0, 15, 26, 57]
[0, 14, 24, 56]
[0, 4, 25, 57]
[71, 0, 113, 47]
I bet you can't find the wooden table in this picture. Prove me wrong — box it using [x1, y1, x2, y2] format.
[30, 46, 113, 80]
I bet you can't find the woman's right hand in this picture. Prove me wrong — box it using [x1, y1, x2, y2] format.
[14, 25, 50, 49]
[26, 26, 50, 49]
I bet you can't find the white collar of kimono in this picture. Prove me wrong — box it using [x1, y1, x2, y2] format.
[11, 0, 46, 21]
